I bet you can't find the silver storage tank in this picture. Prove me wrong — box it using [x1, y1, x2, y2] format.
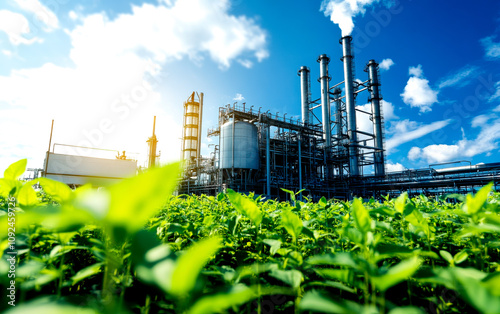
[220, 121, 259, 169]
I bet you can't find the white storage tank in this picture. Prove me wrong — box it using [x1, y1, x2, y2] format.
[220, 121, 259, 170]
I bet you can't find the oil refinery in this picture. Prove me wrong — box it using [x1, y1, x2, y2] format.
[177, 36, 500, 200]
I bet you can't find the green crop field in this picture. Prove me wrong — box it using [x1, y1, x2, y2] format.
[1, 159, 499, 313]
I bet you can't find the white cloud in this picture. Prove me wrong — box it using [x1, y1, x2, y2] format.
[388, 119, 418, 134]
[494, 104, 500, 113]
[0, 10, 41, 45]
[2, 50, 13, 57]
[401, 65, 438, 112]
[69, 10, 78, 21]
[407, 147, 421, 161]
[471, 114, 496, 128]
[386, 161, 405, 172]
[386, 119, 451, 153]
[379, 58, 394, 71]
[408, 116, 500, 163]
[237, 59, 253, 68]
[438, 66, 479, 89]
[320, 0, 382, 36]
[408, 64, 423, 77]
[13, 0, 59, 30]
[233, 93, 245, 101]
[0, 0, 269, 171]
[489, 81, 500, 102]
[481, 36, 500, 59]
[407, 145, 460, 163]
[69, 0, 268, 69]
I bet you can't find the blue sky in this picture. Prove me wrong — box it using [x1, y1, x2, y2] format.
[1, 0, 500, 174]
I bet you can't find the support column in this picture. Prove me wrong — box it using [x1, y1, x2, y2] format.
[367, 60, 385, 177]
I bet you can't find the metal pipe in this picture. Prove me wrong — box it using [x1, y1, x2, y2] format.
[232, 108, 235, 178]
[341, 36, 359, 176]
[367, 60, 385, 176]
[329, 80, 345, 89]
[266, 124, 271, 197]
[318, 54, 331, 150]
[148, 116, 157, 168]
[298, 66, 311, 125]
[298, 134, 302, 191]
[197, 92, 204, 159]
[43, 119, 54, 177]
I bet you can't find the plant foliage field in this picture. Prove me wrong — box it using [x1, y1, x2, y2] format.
[1, 159, 500, 313]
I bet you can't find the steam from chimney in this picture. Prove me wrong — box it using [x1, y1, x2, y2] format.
[320, 0, 381, 36]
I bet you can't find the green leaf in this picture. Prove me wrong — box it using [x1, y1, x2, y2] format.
[388, 306, 426, 314]
[372, 256, 422, 292]
[262, 239, 281, 255]
[463, 182, 493, 215]
[18, 183, 39, 208]
[0, 178, 22, 198]
[319, 196, 327, 207]
[4, 300, 98, 314]
[405, 209, 432, 238]
[305, 280, 355, 293]
[482, 272, 500, 296]
[106, 162, 180, 236]
[281, 210, 303, 242]
[187, 285, 256, 314]
[0, 206, 95, 239]
[4, 159, 27, 180]
[448, 267, 500, 313]
[269, 269, 303, 289]
[37, 178, 72, 203]
[314, 269, 352, 284]
[453, 250, 468, 265]
[226, 189, 262, 227]
[170, 236, 222, 296]
[439, 250, 454, 265]
[307, 252, 358, 269]
[16, 261, 45, 279]
[299, 290, 363, 314]
[71, 263, 104, 285]
[236, 263, 278, 280]
[216, 192, 225, 201]
[21, 268, 60, 290]
[395, 192, 408, 214]
[352, 198, 371, 233]
[281, 188, 296, 204]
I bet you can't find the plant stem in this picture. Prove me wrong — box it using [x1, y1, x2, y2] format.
[119, 255, 132, 309]
[57, 245, 65, 298]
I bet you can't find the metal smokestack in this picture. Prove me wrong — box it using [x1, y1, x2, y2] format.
[341, 36, 359, 176]
[318, 54, 331, 150]
[298, 66, 311, 125]
[367, 60, 385, 176]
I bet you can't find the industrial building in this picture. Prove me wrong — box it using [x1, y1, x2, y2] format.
[178, 36, 500, 200]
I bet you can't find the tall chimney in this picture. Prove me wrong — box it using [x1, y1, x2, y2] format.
[341, 36, 359, 176]
[367, 60, 385, 176]
[318, 54, 331, 150]
[298, 66, 311, 125]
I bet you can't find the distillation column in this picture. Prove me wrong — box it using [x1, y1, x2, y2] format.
[341, 36, 360, 176]
[181, 92, 203, 164]
[367, 60, 385, 176]
[318, 55, 331, 149]
[298, 66, 311, 125]
[318, 54, 331, 180]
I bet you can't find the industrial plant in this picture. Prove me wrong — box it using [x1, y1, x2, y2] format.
[178, 36, 500, 200]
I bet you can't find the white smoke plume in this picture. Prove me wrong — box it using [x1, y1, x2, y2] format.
[320, 0, 381, 36]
